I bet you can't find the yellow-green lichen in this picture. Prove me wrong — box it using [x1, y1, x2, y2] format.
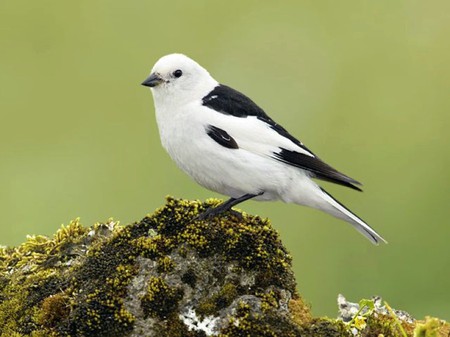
[363, 315, 410, 336]
[161, 314, 205, 337]
[157, 256, 176, 273]
[0, 196, 343, 336]
[289, 296, 312, 326]
[35, 293, 70, 328]
[0, 218, 94, 336]
[219, 300, 303, 337]
[1, 196, 447, 337]
[414, 316, 449, 337]
[299, 318, 352, 337]
[0, 218, 138, 337]
[197, 283, 239, 318]
[259, 290, 278, 312]
[141, 276, 184, 319]
[143, 197, 296, 292]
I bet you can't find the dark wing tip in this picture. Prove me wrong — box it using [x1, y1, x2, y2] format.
[330, 174, 363, 192]
[274, 148, 364, 191]
[338, 180, 363, 192]
[312, 165, 364, 192]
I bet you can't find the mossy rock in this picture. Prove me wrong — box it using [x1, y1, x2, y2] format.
[0, 197, 309, 337]
[0, 197, 448, 337]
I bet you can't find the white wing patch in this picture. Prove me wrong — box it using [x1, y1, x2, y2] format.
[203, 113, 314, 159]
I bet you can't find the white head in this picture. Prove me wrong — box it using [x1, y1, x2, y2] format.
[142, 53, 218, 106]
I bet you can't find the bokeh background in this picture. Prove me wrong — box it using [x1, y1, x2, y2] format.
[1, 0, 449, 320]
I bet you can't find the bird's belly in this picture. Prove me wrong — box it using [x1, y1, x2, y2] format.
[156, 107, 307, 201]
[165, 137, 250, 196]
[162, 131, 297, 200]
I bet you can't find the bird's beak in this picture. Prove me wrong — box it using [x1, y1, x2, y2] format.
[141, 73, 163, 87]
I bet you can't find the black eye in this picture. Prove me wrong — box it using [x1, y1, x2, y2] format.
[173, 69, 183, 78]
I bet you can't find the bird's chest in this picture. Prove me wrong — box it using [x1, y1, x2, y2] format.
[155, 105, 207, 171]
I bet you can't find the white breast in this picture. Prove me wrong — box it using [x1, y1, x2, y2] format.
[153, 99, 303, 200]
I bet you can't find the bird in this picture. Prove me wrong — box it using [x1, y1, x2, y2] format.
[141, 53, 386, 245]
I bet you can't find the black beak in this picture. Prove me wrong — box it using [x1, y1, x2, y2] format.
[141, 73, 163, 87]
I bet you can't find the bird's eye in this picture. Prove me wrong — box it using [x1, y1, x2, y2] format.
[173, 69, 183, 78]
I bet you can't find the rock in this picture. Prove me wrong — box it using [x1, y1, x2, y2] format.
[0, 197, 310, 337]
[0, 197, 448, 337]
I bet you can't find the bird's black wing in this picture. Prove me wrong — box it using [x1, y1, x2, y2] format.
[202, 84, 312, 151]
[202, 84, 267, 118]
[202, 84, 362, 191]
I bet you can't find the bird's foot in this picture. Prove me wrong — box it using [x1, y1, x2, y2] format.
[197, 203, 233, 220]
[195, 192, 263, 221]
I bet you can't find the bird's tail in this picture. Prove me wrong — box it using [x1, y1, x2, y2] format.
[318, 188, 387, 245]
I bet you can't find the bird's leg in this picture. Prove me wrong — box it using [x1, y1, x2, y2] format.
[198, 192, 264, 220]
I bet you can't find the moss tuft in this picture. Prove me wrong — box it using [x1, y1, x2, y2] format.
[0, 219, 139, 337]
[163, 314, 206, 337]
[413, 316, 448, 337]
[157, 256, 175, 273]
[220, 301, 302, 337]
[36, 293, 70, 328]
[361, 314, 408, 336]
[141, 276, 184, 319]
[300, 318, 352, 337]
[197, 283, 239, 318]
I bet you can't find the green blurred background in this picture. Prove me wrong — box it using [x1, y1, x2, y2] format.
[1, 0, 449, 320]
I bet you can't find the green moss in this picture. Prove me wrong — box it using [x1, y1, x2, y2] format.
[197, 282, 239, 318]
[132, 235, 172, 259]
[0, 288, 29, 335]
[196, 301, 217, 319]
[62, 243, 138, 336]
[157, 256, 176, 273]
[219, 301, 303, 337]
[2, 196, 446, 336]
[36, 293, 70, 328]
[362, 315, 408, 336]
[289, 296, 312, 326]
[141, 276, 184, 319]
[0, 219, 138, 337]
[414, 317, 449, 337]
[300, 318, 352, 337]
[161, 314, 206, 337]
[0, 196, 302, 336]
[0, 219, 90, 336]
[215, 283, 238, 310]
[342, 298, 417, 337]
[144, 197, 296, 292]
[259, 290, 278, 312]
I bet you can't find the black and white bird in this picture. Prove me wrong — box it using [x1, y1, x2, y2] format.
[142, 53, 386, 245]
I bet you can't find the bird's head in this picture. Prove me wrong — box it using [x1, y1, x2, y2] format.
[142, 53, 217, 105]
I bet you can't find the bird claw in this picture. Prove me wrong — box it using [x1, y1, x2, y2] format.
[195, 205, 242, 221]
[196, 205, 227, 220]
[195, 193, 262, 222]
[196, 207, 215, 221]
